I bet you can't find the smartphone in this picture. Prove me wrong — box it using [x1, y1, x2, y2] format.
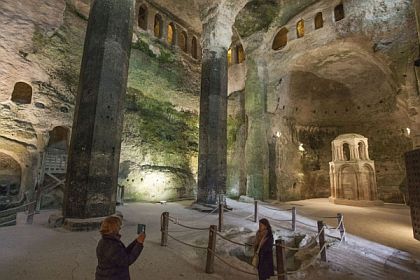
[137, 224, 146, 234]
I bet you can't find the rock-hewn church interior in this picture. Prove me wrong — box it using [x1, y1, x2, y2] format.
[1, 0, 420, 279]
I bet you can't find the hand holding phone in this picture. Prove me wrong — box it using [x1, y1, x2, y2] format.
[137, 224, 146, 234]
[137, 232, 145, 244]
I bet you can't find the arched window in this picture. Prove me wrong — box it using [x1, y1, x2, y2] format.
[237, 44, 245, 63]
[227, 48, 233, 65]
[179, 31, 188, 52]
[334, 4, 345, 22]
[315, 12, 323, 29]
[154, 14, 163, 38]
[343, 143, 351, 161]
[138, 5, 148, 30]
[11, 82, 32, 104]
[272, 28, 288, 50]
[48, 126, 70, 150]
[358, 142, 366, 160]
[167, 23, 175, 45]
[296, 19, 305, 38]
[191, 36, 198, 59]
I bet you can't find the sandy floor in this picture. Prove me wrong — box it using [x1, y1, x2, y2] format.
[0, 199, 419, 280]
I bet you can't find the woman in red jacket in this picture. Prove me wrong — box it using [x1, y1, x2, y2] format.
[95, 216, 145, 280]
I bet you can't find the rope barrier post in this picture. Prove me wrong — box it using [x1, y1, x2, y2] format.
[34, 185, 42, 213]
[120, 186, 125, 206]
[254, 200, 258, 223]
[218, 194, 224, 232]
[317, 220, 326, 262]
[161, 212, 169, 246]
[337, 213, 346, 242]
[206, 225, 217, 274]
[275, 239, 287, 280]
[26, 202, 35, 224]
[291, 207, 296, 232]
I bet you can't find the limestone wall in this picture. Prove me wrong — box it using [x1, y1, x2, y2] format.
[227, 0, 418, 202]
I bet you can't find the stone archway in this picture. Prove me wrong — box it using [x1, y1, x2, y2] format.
[0, 153, 22, 203]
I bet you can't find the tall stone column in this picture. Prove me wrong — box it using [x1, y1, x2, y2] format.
[244, 57, 269, 200]
[63, 0, 134, 221]
[197, 47, 228, 204]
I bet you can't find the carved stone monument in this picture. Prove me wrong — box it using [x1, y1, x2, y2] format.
[329, 134, 383, 206]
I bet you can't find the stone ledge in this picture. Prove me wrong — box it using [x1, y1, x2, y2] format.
[61, 211, 124, 231]
[329, 197, 384, 207]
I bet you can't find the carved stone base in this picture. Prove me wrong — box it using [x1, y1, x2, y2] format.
[329, 197, 384, 207]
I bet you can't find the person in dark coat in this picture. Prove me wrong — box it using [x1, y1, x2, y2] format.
[254, 218, 275, 280]
[95, 216, 145, 280]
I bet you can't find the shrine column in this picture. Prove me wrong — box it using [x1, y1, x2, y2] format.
[63, 0, 134, 221]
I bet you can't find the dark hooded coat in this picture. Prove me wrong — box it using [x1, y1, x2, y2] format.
[258, 232, 275, 280]
[95, 234, 143, 280]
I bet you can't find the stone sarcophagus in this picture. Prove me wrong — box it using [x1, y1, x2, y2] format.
[329, 134, 383, 206]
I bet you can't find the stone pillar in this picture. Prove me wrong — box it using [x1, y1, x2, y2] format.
[147, 8, 156, 35]
[197, 47, 228, 204]
[161, 18, 168, 44]
[63, 0, 134, 220]
[245, 57, 269, 200]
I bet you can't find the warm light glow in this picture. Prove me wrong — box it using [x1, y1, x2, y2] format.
[406, 128, 411, 136]
[297, 19, 305, 38]
[299, 143, 305, 152]
[227, 48, 232, 65]
[167, 23, 174, 45]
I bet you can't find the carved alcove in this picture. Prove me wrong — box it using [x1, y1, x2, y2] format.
[329, 134, 383, 206]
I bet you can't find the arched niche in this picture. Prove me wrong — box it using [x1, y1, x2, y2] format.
[340, 165, 356, 199]
[0, 153, 22, 198]
[296, 19, 305, 38]
[358, 141, 366, 160]
[237, 44, 245, 63]
[272, 27, 288, 50]
[334, 4, 345, 22]
[167, 22, 175, 45]
[11, 82, 32, 104]
[138, 5, 148, 30]
[179, 30, 188, 52]
[48, 126, 70, 150]
[191, 36, 198, 59]
[343, 143, 350, 161]
[154, 13, 163, 38]
[315, 12, 323, 29]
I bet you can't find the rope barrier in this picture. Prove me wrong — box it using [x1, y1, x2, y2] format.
[214, 231, 253, 247]
[258, 212, 293, 223]
[171, 207, 219, 222]
[0, 219, 17, 227]
[167, 233, 208, 250]
[259, 204, 293, 212]
[287, 243, 328, 273]
[0, 201, 36, 216]
[207, 248, 258, 276]
[168, 217, 209, 231]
